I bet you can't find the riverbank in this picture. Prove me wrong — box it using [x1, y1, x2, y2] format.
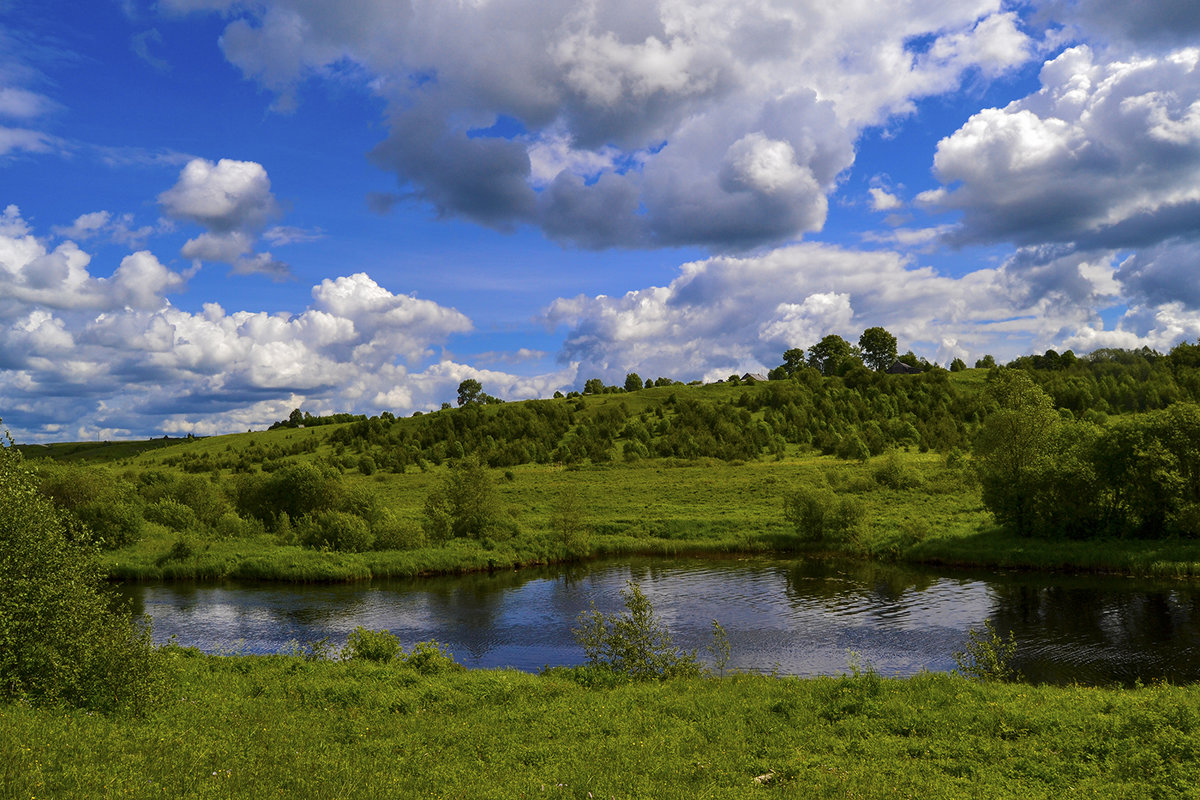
[100, 453, 1200, 584]
[4, 650, 1198, 799]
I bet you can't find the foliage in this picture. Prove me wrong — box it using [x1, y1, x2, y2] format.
[573, 581, 702, 681]
[976, 369, 1200, 540]
[402, 640, 463, 674]
[36, 462, 145, 548]
[972, 370, 1063, 536]
[299, 510, 374, 552]
[0, 424, 168, 713]
[422, 454, 505, 541]
[782, 485, 865, 542]
[807, 334, 861, 376]
[954, 620, 1019, 682]
[707, 619, 732, 676]
[341, 626, 402, 663]
[859, 327, 898, 372]
[550, 482, 590, 550]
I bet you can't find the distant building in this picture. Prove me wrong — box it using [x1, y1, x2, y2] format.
[886, 361, 922, 375]
[741, 373, 769, 383]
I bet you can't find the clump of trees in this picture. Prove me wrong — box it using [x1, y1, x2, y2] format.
[974, 370, 1200, 539]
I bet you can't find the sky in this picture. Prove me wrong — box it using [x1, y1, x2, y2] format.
[2, 0, 1199, 442]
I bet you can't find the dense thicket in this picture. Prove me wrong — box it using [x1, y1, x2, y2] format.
[974, 370, 1200, 540]
[0, 425, 166, 712]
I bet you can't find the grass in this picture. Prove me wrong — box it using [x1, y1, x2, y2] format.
[97, 447, 1200, 583]
[4, 651, 1200, 798]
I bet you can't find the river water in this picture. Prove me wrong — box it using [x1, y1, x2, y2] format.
[118, 556, 1200, 685]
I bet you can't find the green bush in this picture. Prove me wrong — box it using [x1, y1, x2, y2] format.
[0, 429, 169, 713]
[37, 463, 145, 548]
[144, 498, 199, 532]
[422, 454, 504, 541]
[299, 511, 374, 552]
[402, 641, 461, 674]
[155, 535, 196, 566]
[573, 581, 702, 681]
[782, 485, 864, 542]
[342, 627, 401, 663]
[371, 511, 426, 550]
[872, 451, 921, 490]
[954, 620, 1019, 682]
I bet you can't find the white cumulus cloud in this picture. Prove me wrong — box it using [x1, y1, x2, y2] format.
[164, 0, 1035, 251]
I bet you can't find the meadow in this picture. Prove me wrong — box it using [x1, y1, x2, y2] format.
[4, 649, 1199, 799]
[14, 359, 1200, 583]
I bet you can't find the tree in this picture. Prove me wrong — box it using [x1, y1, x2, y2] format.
[583, 378, 605, 395]
[0, 423, 166, 712]
[624, 373, 643, 392]
[950, 357, 967, 372]
[973, 370, 1063, 536]
[807, 334, 860, 376]
[456, 379, 482, 406]
[858, 327, 898, 372]
[774, 347, 805, 377]
[975, 355, 996, 369]
[422, 454, 504, 541]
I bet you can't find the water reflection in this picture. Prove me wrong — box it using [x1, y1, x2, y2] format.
[117, 556, 1200, 685]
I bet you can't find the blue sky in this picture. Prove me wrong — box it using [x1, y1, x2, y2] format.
[2, 0, 1199, 441]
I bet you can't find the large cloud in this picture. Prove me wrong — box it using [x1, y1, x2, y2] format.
[1044, 0, 1200, 49]
[159, 157, 290, 278]
[923, 46, 1200, 250]
[543, 239, 1200, 383]
[162, 0, 1033, 250]
[0, 209, 569, 441]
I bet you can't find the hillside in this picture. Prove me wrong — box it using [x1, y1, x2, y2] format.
[12, 345, 1200, 583]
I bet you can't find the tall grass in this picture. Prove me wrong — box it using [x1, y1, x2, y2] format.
[4, 652, 1200, 798]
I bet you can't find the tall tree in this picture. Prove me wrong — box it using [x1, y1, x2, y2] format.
[858, 327, 898, 372]
[624, 373, 643, 392]
[807, 335, 859, 376]
[973, 370, 1063, 536]
[456, 379, 482, 406]
[778, 347, 806, 377]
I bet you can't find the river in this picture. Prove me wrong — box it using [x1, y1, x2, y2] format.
[118, 555, 1200, 685]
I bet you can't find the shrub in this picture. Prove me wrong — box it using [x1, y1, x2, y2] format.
[954, 620, 1019, 682]
[573, 581, 702, 681]
[0, 429, 169, 713]
[872, 451, 921, 490]
[213, 511, 260, 539]
[299, 510, 374, 552]
[422, 454, 503, 541]
[155, 535, 196, 566]
[782, 486, 864, 542]
[342, 627, 401, 663]
[371, 512, 426, 550]
[144, 498, 199, 532]
[402, 641, 462, 674]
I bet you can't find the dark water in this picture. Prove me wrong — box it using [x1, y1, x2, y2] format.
[118, 556, 1200, 685]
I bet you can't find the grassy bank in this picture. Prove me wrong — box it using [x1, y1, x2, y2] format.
[97, 450, 1200, 583]
[4, 651, 1199, 799]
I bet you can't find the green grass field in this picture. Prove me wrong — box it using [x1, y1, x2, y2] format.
[4, 650, 1199, 799]
[97, 448, 1200, 583]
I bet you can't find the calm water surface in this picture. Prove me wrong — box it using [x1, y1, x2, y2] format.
[119, 556, 1200, 685]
